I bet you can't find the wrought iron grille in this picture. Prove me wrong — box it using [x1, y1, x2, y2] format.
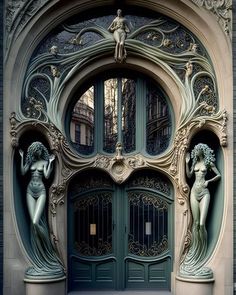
[128, 191, 169, 257]
[73, 192, 112, 256]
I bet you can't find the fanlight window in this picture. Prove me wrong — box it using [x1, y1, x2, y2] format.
[69, 74, 172, 156]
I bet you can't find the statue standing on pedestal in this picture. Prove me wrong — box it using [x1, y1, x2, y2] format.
[108, 9, 130, 62]
[180, 143, 221, 278]
[19, 141, 64, 279]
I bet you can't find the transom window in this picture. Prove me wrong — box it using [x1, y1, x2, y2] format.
[69, 72, 172, 156]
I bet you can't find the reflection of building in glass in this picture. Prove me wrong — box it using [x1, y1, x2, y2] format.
[70, 78, 171, 156]
[122, 78, 136, 153]
[104, 79, 118, 153]
[146, 84, 171, 155]
[70, 87, 94, 154]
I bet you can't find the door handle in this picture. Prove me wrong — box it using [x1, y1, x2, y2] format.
[113, 221, 116, 230]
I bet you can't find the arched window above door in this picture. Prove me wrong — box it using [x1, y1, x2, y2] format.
[68, 72, 173, 157]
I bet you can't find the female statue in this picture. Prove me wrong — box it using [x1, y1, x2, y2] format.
[19, 141, 64, 278]
[180, 143, 221, 278]
[108, 9, 130, 62]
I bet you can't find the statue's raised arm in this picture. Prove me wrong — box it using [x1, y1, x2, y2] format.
[20, 141, 64, 279]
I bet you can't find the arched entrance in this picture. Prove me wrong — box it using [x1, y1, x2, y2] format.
[68, 169, 173, 291]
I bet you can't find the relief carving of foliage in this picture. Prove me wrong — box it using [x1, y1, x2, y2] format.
[5, 0, 51, 57]
[50, 181, 66, 217]
[190, 0, 232, 36]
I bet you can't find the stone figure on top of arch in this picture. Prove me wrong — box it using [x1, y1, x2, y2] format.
[108, 9, 130, 62]
[180, 143, 221, 279]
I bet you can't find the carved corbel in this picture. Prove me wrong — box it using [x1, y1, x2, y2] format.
[94, 145, 146, 184]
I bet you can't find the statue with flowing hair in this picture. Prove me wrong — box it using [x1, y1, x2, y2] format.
[180, 143, 221, 278]
[19, 141, 64, 279]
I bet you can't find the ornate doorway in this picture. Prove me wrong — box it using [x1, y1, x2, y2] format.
[68, 170, 173, 291]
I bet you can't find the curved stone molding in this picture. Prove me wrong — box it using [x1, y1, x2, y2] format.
[189, 0, 232, 36]
[7, 7, 231, 294]
[20, 12, 217, 135]
[5, 0, 51, 57]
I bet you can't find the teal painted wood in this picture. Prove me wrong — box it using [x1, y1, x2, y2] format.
[68, 171, 173, 291]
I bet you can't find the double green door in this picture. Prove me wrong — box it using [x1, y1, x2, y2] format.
[68, 170, 173, 291]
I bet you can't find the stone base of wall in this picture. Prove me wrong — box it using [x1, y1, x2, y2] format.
[24, 276, 66, 295]
[175, 276, 214, 295]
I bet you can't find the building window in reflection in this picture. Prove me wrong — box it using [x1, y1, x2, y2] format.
[70, 86, 95, 155]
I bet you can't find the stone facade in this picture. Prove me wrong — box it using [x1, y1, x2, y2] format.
[3, 1, 233, 294]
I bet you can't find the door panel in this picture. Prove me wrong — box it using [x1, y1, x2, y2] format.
[68, 170, 173, 291]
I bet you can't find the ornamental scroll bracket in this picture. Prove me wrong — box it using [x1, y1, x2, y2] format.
[94, 142, 146, 183]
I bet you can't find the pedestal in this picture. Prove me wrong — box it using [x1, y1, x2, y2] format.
[24, 276, 66, 295]
[176, 275, 214, 295]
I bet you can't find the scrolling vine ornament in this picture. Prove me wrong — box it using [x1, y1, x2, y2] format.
[10, 10, 229, 283]
[20, 11, 218, 133]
